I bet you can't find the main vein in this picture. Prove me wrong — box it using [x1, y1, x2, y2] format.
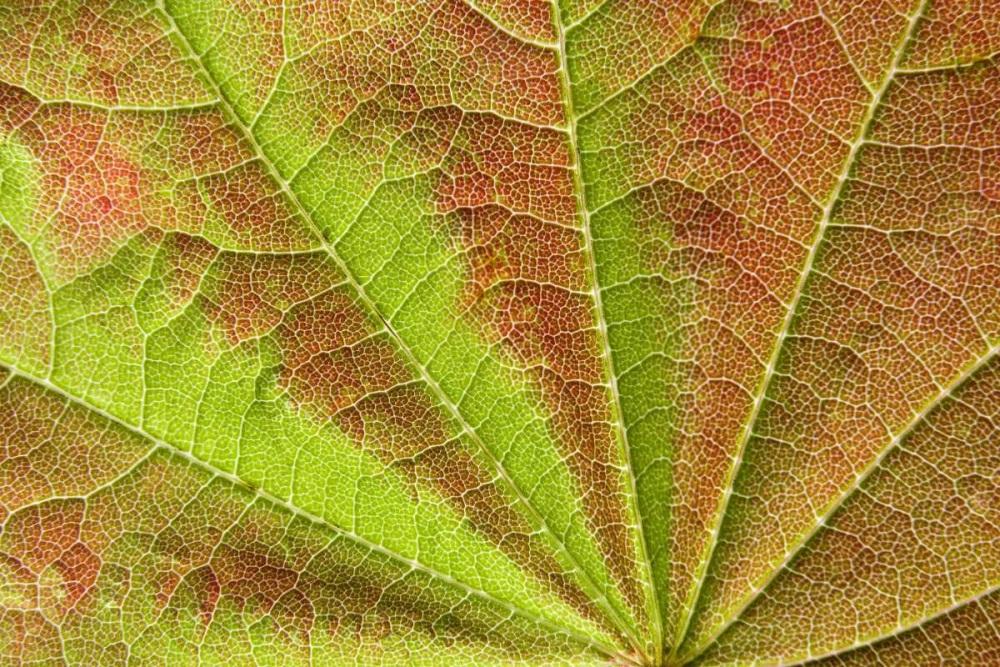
[779, 582, 1000, 667]
[673, 0, 931, 659]
[154, 0, 641, 652]
[550, 2, 662, 662]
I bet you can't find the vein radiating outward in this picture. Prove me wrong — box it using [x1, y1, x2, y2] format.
[551, 1, 662, 661]
[779, 585, 1000, 667]
[153, 0, 645, 655]
[673, 0, 936, 658]
[0, 362, 624, 661]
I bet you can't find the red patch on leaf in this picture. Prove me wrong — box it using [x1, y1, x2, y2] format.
[203, 253, 340, 345]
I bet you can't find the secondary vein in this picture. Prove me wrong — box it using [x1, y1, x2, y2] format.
[550, 1, 661, 662]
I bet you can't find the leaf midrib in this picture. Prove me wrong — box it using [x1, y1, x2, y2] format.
[549, 0, 663, 662]
[155, 0, 643, 653]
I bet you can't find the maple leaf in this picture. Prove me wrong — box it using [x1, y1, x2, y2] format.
[0, 0, 998, 665]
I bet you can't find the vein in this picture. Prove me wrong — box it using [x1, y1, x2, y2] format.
[0, 362, 624, 662]
[0, 79, 219, 113]
[562, 0, 611, 32]
[460, 0, 559, 50]
[779, 582, 1000, 667]
[551, 2, 660, 661]
[897, 50, 1000, 74]
[154, 0, 638, 650]
[0, 217, 56, 376]
[672, 0, 932, 656]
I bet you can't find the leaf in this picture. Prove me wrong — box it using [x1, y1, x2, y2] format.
[0, 0, 998, 665]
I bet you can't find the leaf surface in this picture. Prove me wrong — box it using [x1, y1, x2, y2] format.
[0, 1, 998, 665]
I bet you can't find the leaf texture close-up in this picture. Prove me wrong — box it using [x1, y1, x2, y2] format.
[0, 0, 998, 665]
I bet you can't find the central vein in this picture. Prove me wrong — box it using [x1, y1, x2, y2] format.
[550, 2, 662, 663]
